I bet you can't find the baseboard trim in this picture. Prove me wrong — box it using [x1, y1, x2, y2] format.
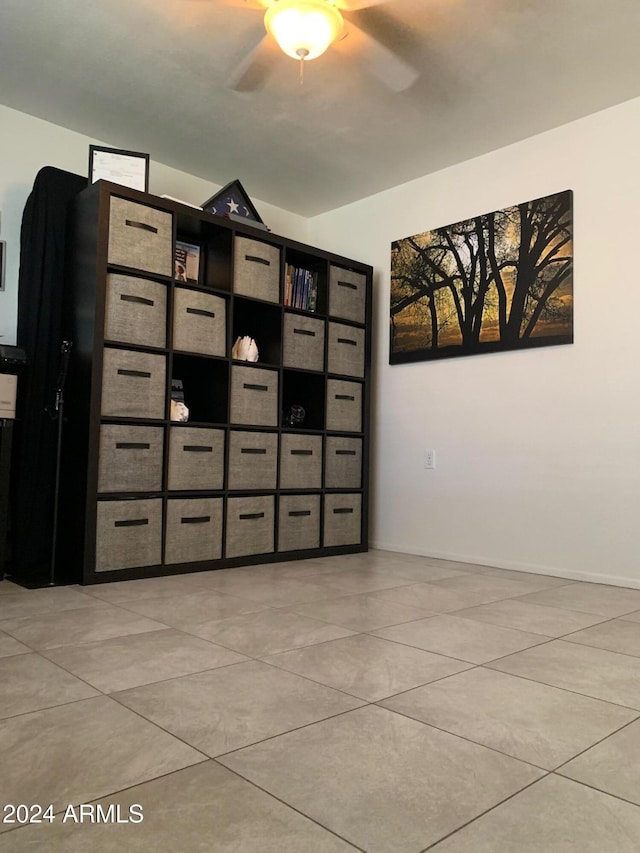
[369, 540, 640, 591]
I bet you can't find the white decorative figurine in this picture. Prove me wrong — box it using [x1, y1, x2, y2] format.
[170, 399, 189, 422]
[232, 336, 259, 362]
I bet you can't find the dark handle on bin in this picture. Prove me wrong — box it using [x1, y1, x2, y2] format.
[183, 445, 213, 453]
[337, 338, 357, 346]
[289, 510, 311, 517]
[291, 449, 312, 456]
[241, 448, 266, 455]
[245, 255, 270, 266]
[181, 516, 211, 524]
[115, 442, 151, 450]
[333, 507, 354, 514]
[243, 383, 268, 392]
[186, 307, 216, 318]
[120, 294, 154, 306]
[335, 394, 355, 401]
[337, 280, 357, 290]
[114, 518, 149, 527]
[125, 219, 158, 234]
[293, 328, 315, 337]
[336, 450, 357, 456]
[117, 369, 152, 378]
[239, 512, 265, 520]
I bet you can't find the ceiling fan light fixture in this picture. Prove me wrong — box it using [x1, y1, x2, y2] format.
[264, 0, 344, 62]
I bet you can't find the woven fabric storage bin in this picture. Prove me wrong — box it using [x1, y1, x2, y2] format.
[323, 493, 362, 548]
[329, 266, 366, 324]
[164, 497, 223, 564]
[104, 274, 167, 348]
[95, 498, 162, 572]
[225, 495, 275, 558]
[233, 236, 280, 302]
[278, 494, 320, 552]
[107, 197, 172, 276]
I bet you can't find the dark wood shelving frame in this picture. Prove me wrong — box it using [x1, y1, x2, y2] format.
[60, 180, 372, 584]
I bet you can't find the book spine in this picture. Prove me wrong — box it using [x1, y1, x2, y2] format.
[294, 267, 302, 309]
[285, 264, 293, 306]
[309, 272, 317, 313]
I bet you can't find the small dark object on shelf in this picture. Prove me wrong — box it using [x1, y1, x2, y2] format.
[284, 404, 305, 427]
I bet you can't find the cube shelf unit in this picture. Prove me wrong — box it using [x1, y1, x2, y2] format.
[60, 181, 372, 584]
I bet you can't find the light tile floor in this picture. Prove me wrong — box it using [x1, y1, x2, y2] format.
[1, 551, 640, 851]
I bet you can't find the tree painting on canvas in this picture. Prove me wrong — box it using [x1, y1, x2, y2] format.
[389, 190, 573, 364]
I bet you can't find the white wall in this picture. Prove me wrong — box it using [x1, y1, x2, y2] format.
[4, 99, 640, 587]
[308, 96, 640, 588]
[0, 104, 308, 345]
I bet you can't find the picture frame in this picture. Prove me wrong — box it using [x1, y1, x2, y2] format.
[390, 189, 573, 364]
[88, 145, 150, 193]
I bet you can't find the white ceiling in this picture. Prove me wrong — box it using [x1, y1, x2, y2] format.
[1, 0, 639, 216]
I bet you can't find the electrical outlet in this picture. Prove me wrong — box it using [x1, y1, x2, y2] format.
[424, 449, 436, 469]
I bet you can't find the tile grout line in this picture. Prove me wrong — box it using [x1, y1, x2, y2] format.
[0, 760, 221, 839]
[0, 649, 212, 761]
[0, 691, 111, 726]
[374, 702, 552, 773]
[499, 593, 640, 620]
[255, 644, 472, 704]
[376, 693, 640, 776]
[99, 691, 215, 761]
[39, 644, 255, 696]
[561, 636, 640, 663]
[448, 607, 616, 636]
[418, 772, 554, 852]
[2, 626, 173, 655]
[548, 770, 640, 811]
[211, 759, 368, 852]
[478, 660, 640, 714]
[213, 702, 376, 761]
[359, 623, 555, 666]
[551, 713, 640, 773]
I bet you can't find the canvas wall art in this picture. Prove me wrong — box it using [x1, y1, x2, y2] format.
[389, 190, 573, 364]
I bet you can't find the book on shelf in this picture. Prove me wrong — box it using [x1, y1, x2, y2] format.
[285, 264, 293, 308]
[174, 240, 201, 283]
[308, 271, 317, 312]
[294, 267, 303, 309]
[284, 265, 318, 312]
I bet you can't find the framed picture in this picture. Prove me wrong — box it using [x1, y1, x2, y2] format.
[174, 240, 201, 284]
[390, 189, 573, 364]
[89, 145, 149, 193]
[0, 241, 5, 292]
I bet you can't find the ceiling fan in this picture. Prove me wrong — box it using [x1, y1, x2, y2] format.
[224, 0, 419, 92]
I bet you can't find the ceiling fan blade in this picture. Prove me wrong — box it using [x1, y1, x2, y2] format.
[222, 0, 267, 10]
[337, 21, 419, 92]
[337, 0, 389, 9]
[226, 34, 280, 91]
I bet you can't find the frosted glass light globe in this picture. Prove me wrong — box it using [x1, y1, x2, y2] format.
[265, 0, 344, 61]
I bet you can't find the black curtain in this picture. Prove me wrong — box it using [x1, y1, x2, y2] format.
[11, 166, 87, 584]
